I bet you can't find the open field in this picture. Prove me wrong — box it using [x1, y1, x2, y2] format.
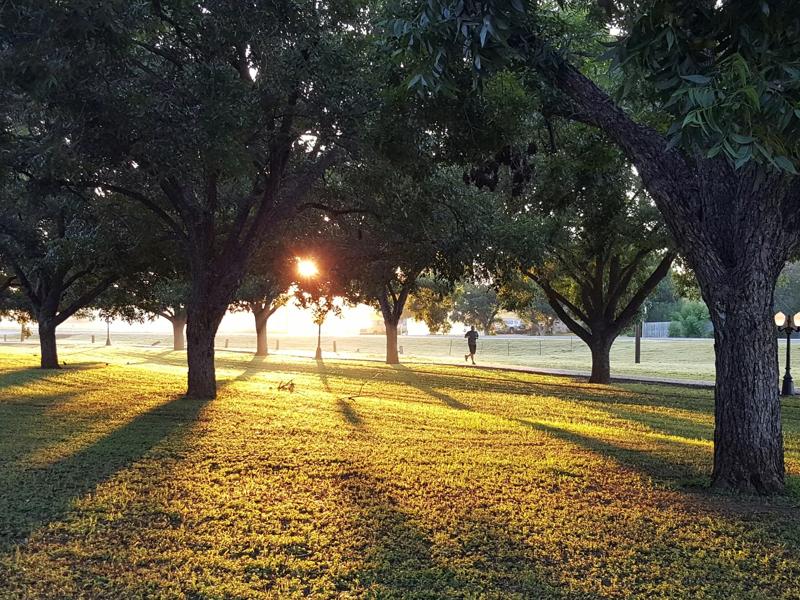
[1, 345, 800, 598]
[4, 329, 800, 382]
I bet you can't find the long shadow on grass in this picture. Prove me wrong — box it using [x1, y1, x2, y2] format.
[0, 394, 209, 554]
[0, 366, 85, 390]
[336, 398, 365, 430]
[316, 359, 332, 394]
[334, 466, 577, 598]
[216, 355, 268, 390]
[516, 419, 708, 485]
[391, 364, 471, 410]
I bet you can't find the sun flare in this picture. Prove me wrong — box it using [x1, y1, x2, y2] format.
[296, 257, 319, 278]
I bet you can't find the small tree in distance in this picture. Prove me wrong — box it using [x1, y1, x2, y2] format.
[408, 277, 456, 335]
[451, 282, 503, 334]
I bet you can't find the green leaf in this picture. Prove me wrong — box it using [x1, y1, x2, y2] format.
[730, 133, 755, 144]
[773, 156, 798, 175]
[680, 74, 711, 85]
[666, 29, 675, 50]
[742, 87, 760, 110]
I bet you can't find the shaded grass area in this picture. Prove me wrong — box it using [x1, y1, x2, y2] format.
[1, 345, 799, 598]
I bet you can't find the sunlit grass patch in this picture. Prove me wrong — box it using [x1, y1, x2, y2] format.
[0, 345, 799, 598]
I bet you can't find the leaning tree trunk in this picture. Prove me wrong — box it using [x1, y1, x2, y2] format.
[38, 320, 59, 369]
[701, 266, 785, 493]
[385, 320, 400, 365]
[254, 311, 268, 357]
[171, 316, 187, 351]
[529, 42, 799, 492]
[655, 168, 794, 494]
[588, 336, 613, 384]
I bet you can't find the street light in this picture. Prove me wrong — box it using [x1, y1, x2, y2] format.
[774, 311, 800, 396]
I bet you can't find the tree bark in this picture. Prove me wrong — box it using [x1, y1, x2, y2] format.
[38, 320, 59, 369]
[171, 316, 186, 351]
[377, 282, 412, 365]
[528, 36, 800, 492]
[186, 304, 225, 399]
[702, 265, 785, 494]
[254, 310, 268, 357]
[385, 320, 399, 365]
[588, 336, 613, 384]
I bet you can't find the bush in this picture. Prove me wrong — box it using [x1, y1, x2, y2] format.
[669, 301, 713, 338]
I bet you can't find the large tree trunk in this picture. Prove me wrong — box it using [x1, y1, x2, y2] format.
[171, 316, 186, 351]
[529, 39, 799, 492]
[701, 266, 785, 493]
[186, 304, 225, 399]
[254, 310, 268, 357]
[385, 320, 399, 365]
[588, 336, 613, 384]
[38, 320, 59, 369]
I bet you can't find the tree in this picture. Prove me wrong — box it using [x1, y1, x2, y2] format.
[497, 273, 559, 335]
[2, 1, 375, 398]
[318, 162, 488, 363]
[487, 126, 674, 383]
[775, 262, 800, 315]
[643, 273, 682, 323]
[97, 274, 191, 351]
[231, 252, 293, 357]
[669, 301, 713, 338]
[390, 0, 800, 492]
[0, 181, 148, 367]
[451, 282, 503, 334]
[294, 277, 344, 361]
[408, 277, 456, 334]
[0, 269, 31, 341]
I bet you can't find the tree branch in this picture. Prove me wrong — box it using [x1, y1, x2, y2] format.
[613, 252, 676, 331]
[55, 275, 118, 326]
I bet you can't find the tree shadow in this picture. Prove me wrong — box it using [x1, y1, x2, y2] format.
[119, 348, 184, 367]
[333, 465, 575, 598]
[391, 364, 471, 410]
[604, 404, 713, 442]
[515, 418, 709, 485]
[0, 393, 210, 554]
[315, 359, 332, 394]
[217, 355, 268, 390]
[0, 366, 89, 390]
[336, 398, 365, 430]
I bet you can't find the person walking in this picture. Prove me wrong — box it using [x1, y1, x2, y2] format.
[464, 326, 479, 365]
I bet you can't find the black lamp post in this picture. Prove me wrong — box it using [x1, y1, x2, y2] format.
[774, 311, 800, 396]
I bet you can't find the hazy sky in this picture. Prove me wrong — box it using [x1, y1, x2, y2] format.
[0, 302, 435, 337]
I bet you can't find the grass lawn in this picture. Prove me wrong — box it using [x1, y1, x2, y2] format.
[13, 330, 800, 382]
[1, 344, 800, 599]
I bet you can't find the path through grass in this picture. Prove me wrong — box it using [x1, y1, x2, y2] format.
[1, 345, 799, 598]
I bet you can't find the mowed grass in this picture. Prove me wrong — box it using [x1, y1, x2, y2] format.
[1, 345, 800, 599]
[15, 330, 800, 382]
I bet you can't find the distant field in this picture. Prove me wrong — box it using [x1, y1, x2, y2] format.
[1, 346, 799, 598]
[3, 329, 799, 383]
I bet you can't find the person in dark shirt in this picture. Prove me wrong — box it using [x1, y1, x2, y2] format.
[464, 326, 479, 364]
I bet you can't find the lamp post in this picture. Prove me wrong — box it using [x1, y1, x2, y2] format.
[315, 320, 323, 360]
[774, 311, 800, 396]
